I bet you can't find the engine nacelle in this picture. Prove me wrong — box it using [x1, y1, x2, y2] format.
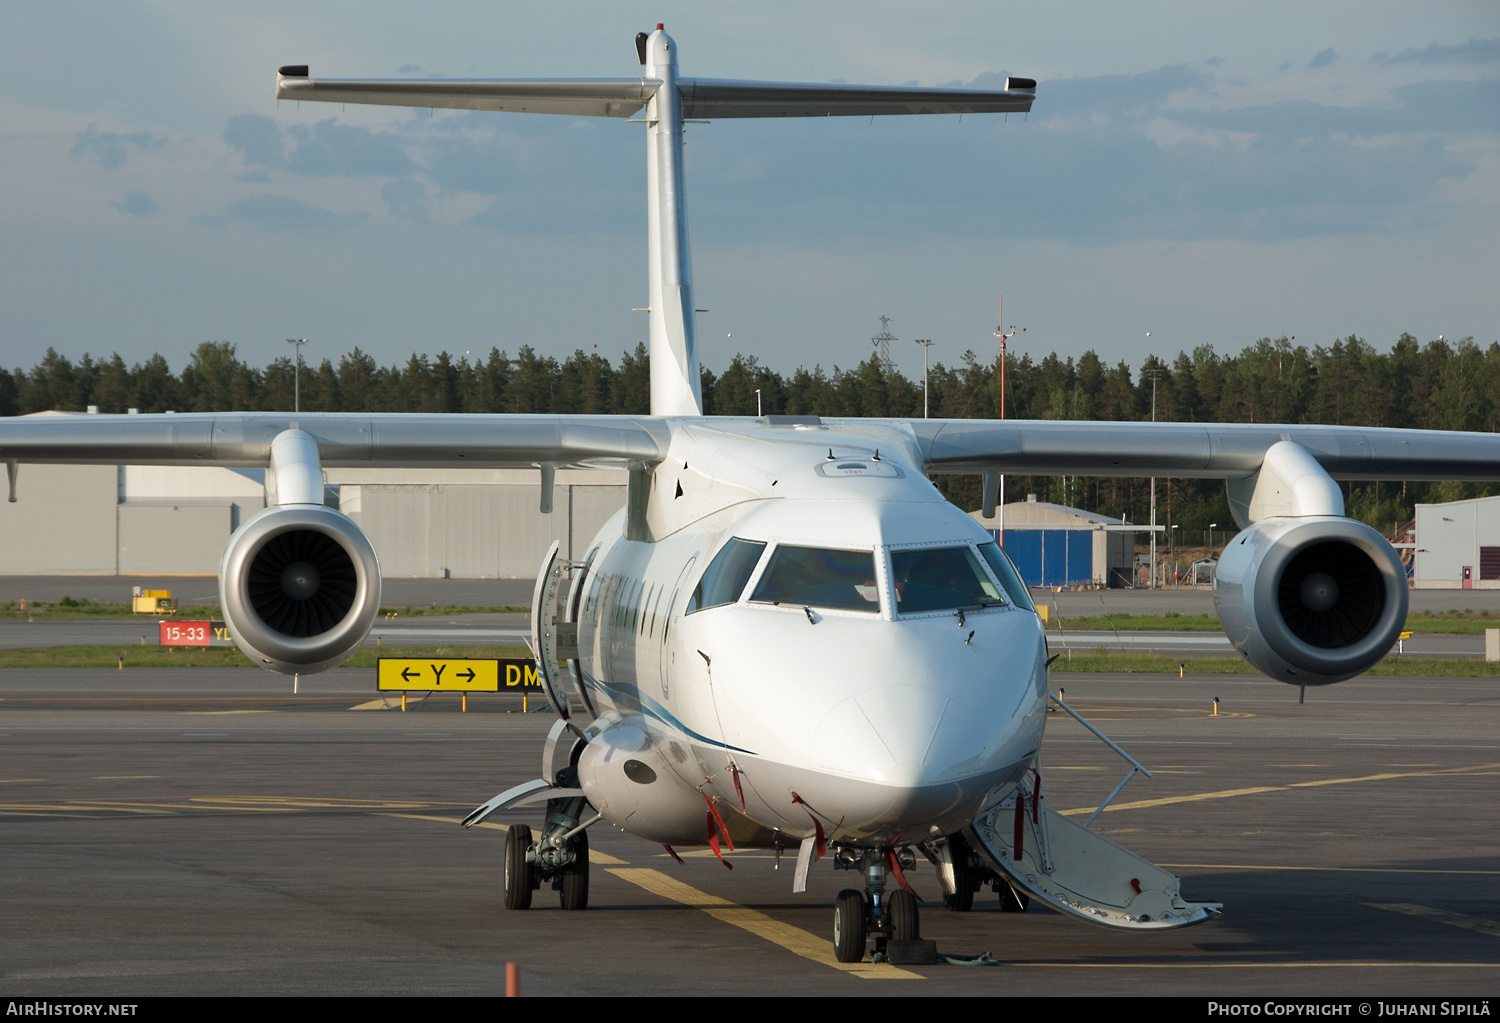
[219, 504, 381, 675]
[1214, 516, 1407, 685]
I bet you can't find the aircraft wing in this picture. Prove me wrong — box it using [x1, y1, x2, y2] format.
[275, 69, 658, 117]
[905, 418, 1500, 481]
[676, 77, 1036, 118]
[0, 412, 669, 470]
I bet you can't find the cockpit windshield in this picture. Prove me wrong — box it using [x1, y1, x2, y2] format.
[749, 546, 880, 613]
[890, 545, 1005, 614]
[686, 537, 766, 614]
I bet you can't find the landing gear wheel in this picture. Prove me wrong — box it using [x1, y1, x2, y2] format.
[998, 880, 1030, 913]
[944, 831, 975, 912]
[888, 888, 920, 941]
[833, 889, 867, 964]
[504, 824, 534, 911]
[558, 829, 589, 910]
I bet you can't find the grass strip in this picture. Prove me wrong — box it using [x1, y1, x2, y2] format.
[1047, 653, 1500, 676]
[0, 602, 528, 621]
[1045, 611, 1500, 636]
[0, 645, 533, 669]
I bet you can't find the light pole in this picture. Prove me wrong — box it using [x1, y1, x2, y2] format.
[1170, 523, 1180, 585]
[286, 338, 308, 412]
[914, 339, 935, 418]
[1144, 368, 1162, 589]
[1208, 522, 1218, 552]
[994, 325, 1013, 546]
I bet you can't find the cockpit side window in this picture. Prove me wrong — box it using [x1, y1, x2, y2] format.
[748, 546, 880, 613]
[685, 538, 767, 614]
[890, 545, 1005, 614]
[978, 541, 1036, 611]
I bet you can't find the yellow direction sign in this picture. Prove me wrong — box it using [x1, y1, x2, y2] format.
[378, 658, 501, 692]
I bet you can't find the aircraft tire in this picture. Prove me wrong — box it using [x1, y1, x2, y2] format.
[558, 830, 590, 911]
[504, 824, 535, 911]
[833, 889, 867, 964]
[888, 888, 920, 941]
[998, 880, 1030, 913]
[944, 831, 975, 912]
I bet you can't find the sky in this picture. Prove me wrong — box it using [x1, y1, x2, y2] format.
[1, 1, 1496, 383]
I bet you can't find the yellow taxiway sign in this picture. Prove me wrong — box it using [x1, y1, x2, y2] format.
[378, 658, 497, 691]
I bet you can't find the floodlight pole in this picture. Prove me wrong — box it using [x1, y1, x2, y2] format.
[915, 339, 935, 418]
[1144, 368, 1163, 589]
[994, 317, 1017, 548]
[286, 338, 308, 412]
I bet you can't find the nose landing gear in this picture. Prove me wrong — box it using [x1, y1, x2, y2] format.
[829, 846, 921, 963]
[501, 768, 597, 912]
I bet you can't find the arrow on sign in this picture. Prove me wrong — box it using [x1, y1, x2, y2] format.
[458, 667, 476, 683]
[401, 667, 418, 683]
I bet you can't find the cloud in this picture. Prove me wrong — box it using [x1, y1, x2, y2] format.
[70, 124, 167, 170]
[112, 191, 157, 216]
[382, 178, 427, 220]
[1307, 48, 1338, 69]
[225, 195, 362, 231]
[1372, 38, 1500, 65]
[223, 114, 415, 177]
[1173, 78, 1500, 137]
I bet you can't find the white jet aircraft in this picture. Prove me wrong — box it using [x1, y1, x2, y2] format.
[5, 27, 1500, 964]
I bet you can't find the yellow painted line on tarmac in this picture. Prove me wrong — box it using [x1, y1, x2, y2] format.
[0, 779, 48, 783]
[1059, 762, 1500, 817]
[93, 775, 158, 780]
[180, 710, 277, 715]
[1162, 863, 1500, 876]
[606, 867, 920, 980]
[1368, 902, 1500, 938]
[1002, 961, 1500, 969]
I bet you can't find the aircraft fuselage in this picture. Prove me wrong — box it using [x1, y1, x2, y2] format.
[568, 418, 1049, 849]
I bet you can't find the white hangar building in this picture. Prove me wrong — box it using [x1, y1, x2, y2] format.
[0, 460, 627, 579]
[1412, 494, 1500, 590]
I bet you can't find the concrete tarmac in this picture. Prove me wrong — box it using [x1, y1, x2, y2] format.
[1, 668, 1497, 996]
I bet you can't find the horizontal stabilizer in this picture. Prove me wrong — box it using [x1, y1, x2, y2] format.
[677, 78, 1035, 118]
[277, 73, 658, 118]
[275, 72, 1035, 121]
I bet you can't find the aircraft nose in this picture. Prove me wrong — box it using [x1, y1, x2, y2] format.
[811, 686, 990, 788]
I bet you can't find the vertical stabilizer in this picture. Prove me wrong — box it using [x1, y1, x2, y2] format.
[273, 31, 1037, 421]
[643, 27, 703, 416]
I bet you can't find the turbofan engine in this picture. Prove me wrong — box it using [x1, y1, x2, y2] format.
[219, 504, 381, 675]
[1214, 516, 1407, 686]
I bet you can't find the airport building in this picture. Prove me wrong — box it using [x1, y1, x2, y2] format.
[969, 497, 1139, 588]
[0, 460, 628, 579]
[1412, 494, 1500, 589]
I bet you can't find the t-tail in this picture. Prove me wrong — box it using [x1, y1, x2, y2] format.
[275, 26, 1037, 415]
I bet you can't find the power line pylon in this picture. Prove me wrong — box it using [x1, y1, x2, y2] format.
[871, 315, 897, 374]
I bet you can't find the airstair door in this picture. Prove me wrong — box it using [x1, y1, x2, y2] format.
[969, 780, 1221, 931]
[532, 540, 591, 721]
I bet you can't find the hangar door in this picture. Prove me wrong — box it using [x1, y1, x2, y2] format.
[993, 529, 1093, 587]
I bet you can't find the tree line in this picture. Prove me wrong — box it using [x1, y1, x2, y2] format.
[4, 334, 1497, 535]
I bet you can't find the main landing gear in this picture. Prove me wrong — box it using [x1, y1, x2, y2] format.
[830, 846, 920, 963]
[502, 768, 594, 912]
[941, 829, 1029, 914]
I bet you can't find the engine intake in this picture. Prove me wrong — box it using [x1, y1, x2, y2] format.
[1214, 516, 1407, 686]
[219, 505, 381, 675]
